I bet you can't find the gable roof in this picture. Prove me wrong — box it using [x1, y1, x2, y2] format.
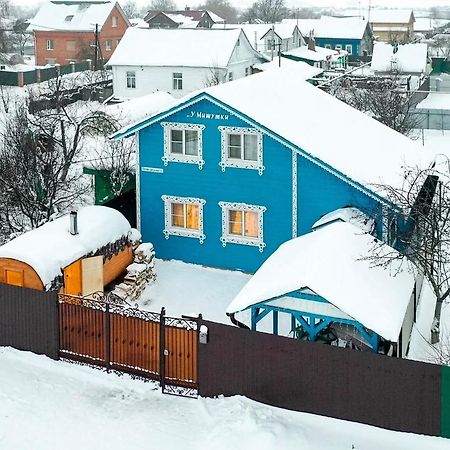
[226, 221, 416, 342]
[30, 0, 128, 32]
[212, 23, 304, 51]
[107, 28, 250, 68]
[283, 16, 370, 40]
[113, 67, 431, 198]
[144, 9, 224, 27]
[371, 42, 428, 73]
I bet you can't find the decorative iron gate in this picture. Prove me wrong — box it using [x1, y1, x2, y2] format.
[58, 293, 199, 396]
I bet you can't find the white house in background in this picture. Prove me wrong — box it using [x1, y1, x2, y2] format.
[107, 27, 267, 100]
[213, 23, 305, 56]
[371, 42, 431, 77]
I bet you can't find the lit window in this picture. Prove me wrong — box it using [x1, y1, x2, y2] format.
[161, 122, 205, 168]
[126, 71, 136, 88]
[219, 126, 263, 174]
[105, 39, 112, 51]
[47, 40, 54, 50]
[112, 16, 118, 27]
[173, 72, 182, 90]
[162, 195, 206, 242]
[219, 202, 266, 251]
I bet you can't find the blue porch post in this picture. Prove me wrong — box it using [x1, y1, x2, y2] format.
[251, 307, 259, 331]
[273, 310, 279, 336]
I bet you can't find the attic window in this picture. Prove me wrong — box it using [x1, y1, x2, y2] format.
[65, 15, 74, 22]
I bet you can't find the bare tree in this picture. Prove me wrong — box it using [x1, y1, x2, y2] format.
[145, 0, 176, 12]
[123, 0, 140, 19]
[366, 162, 450, 335]
[330, 76, 421, 136]
[242, 0, 288, 24]
[199, 0, 238, 23]
[204, 64, 224, 86]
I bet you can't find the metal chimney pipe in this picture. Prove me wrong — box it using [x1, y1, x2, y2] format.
[70, 211, 78, 235]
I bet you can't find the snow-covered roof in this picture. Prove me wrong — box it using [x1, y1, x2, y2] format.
[0, 206, 131, 287]
[282, 16, 369, 40]
[371, 42, 428, 74]
[114, 67, 431, 195]
[30, 0, 123, 32]
[254, 59, 323, 78]
[106, 91, 176, 123]
[283, 45, 345, 62]
[417, 92, 450, 110]
[312, 207, 374, 233]
[107, 28, 244, 68]
[227, 221, 416, 341]
[369, 9, 414, 24]
[414, 17, 449, 32]
[206, 11, 225, 23]
[212, 23, 301, 51]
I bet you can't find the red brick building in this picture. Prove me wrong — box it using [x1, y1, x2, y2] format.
[31, 1, 130, 66]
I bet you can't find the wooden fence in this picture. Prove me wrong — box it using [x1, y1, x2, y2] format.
[58, 294, 199, 397]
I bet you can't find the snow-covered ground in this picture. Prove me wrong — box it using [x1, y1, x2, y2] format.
[0, 347, 448, 450]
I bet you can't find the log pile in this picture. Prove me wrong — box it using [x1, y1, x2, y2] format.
[112, 242, 156, 302]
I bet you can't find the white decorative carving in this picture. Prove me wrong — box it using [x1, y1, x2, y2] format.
[161, 122, 205, 169]
[161, 195, 206, 243]
[218, 126, 264, 175]
[292, 151, 297, 238]
[218, 201, 266, 252]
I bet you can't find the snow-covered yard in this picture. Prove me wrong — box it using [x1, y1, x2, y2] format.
[0, 347, 448, 450]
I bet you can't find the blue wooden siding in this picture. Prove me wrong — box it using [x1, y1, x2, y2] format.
[138, 97, 383, 273]
[315, 37, 361, 55]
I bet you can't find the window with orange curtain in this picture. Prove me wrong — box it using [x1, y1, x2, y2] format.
[228, 209, 259, 238]
[171, 203, 199, 230]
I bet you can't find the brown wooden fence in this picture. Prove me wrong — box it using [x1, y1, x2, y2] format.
[58, 294, 199, 396]
[0, 284, 59, 359]
[198, 320, 442, 437]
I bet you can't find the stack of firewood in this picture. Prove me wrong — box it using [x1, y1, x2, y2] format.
[112, 242, 156, 302]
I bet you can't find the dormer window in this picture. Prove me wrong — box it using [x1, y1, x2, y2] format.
[64, 15, 74, 22]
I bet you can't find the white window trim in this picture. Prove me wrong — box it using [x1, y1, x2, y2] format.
[47, 40, 54, 51]
[112, 16, 118, 27]
[345, 44, 353, 54]
[105, 39, 112, 51]
[219, 201, 266, 252]
[161, 122, 205, 169]
[162, 195, 206, 243]
[219, 126, 264, 175]
[126, 71, 136, 89]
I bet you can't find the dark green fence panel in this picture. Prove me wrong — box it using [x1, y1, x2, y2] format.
[40, 66, 58, 82]
[60, 64, 73, 75]
[0, 71, 18, 86]
[442, 365, 450, 438]
[22, 70, 37, 85]
[75, 61, 89, 72]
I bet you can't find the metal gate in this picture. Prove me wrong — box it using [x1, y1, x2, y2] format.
[59, 294, 199, 396]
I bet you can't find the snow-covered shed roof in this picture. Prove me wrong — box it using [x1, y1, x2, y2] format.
[283, 16, 369, 40]
[0, 206, 131, 287]
[106, 28, 246, 68]
[369, 9, 415, 24]
[371, 42, 428, 74]
[312, 207, 374, 233]
[30, 0, 127, 32]
[282, 45, 343, 62]
[253, 59, 323, 78]
[114, 67, 430, 196]
[227, 221, 416, 342]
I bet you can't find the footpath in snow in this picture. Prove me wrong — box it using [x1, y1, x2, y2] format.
[0, 347, 449, 450]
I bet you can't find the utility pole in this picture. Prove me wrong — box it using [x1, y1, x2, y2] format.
[94, 23, 99, 71]
[271, 25, 275, 62]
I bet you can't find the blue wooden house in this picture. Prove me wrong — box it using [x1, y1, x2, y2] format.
[289, 16, 374, 56]
[113, 66, 425, 275]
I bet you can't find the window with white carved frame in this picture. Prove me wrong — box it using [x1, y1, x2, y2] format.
[47, 39, 54, 50]
[162, 195, 206, 243]
[345, 44, 352, 55]
[219, 202, 266, 251]
[161, 122, 205, 168]
[219, 126, 264, 174]
[173, 72, 183, 90]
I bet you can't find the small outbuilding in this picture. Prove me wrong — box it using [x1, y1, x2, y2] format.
[0, 206, 135, 296]
[227, 214, 427, 357]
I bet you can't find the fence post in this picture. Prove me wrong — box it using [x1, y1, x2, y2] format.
[105, 302, 111, 372]
[160, 307, 166, 391]
[17, 71, 23, 87]
[70, 61, 76, 73]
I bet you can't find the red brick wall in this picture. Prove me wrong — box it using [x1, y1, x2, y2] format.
[34, 4, 129, 66]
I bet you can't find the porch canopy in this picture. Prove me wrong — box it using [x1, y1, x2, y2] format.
[227, 221, 416, 342]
